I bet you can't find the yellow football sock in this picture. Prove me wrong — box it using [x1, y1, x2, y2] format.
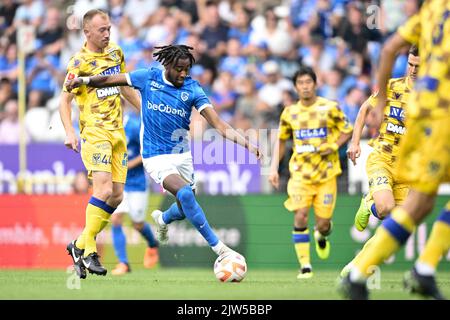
[76, 200, 113, 256]
[417, 203, 450, 269]
[350, 235, 376, 267]
[355, 207, 415, 277]
[293, 229, 310, 268]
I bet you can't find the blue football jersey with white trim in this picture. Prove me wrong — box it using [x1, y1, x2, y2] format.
[128, 67, 212, 158]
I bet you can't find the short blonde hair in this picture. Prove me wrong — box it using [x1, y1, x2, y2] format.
[82, 9, 108, 29]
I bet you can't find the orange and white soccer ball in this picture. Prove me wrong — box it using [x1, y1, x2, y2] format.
[214, 252, 247, 282]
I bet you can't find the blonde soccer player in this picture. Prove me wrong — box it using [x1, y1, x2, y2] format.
[60, 9, 140, 278]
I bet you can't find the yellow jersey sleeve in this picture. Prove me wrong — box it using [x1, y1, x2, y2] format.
[278, 107, 292, 140]
[331, 103, 353, 134]
[398, 13, 421, 45]
[63, 55, 83, 95]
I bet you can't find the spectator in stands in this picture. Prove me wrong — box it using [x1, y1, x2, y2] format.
[257, 60, 293, 128]
[234, 77, 260, 131]
[341, 86, 366, 125]
[26, 42, 62, 108]
[249, 6, 293, 58]
[197, 0, 229, 58]
[211, 70, 238, 124]
[13, 0, 45, 30]
[0, 43, 18, 92]
[37, 7, 64, 57]
[0, 0, 19, 45]
[0, 99, 24, 144]
[0, 78, 14, 119]
[219, 38, 247, 77]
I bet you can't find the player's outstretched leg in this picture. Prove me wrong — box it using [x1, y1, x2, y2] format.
[66, 240, 87, 279]
[176, 185, 239, 257]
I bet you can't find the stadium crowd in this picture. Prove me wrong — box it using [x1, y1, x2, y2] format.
[0, 0, 421, 144]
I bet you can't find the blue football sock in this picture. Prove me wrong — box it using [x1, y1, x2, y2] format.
[162, 202, 186, 224]
[371, 203, 384, 220]
[112, 224, 128, 264]
[139, 222, 158, 248]
[176, 185, 219, 247]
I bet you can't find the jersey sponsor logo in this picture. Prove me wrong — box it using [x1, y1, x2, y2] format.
[96, 86, 120, 98]
[295, 127, 327, 140]
[393, 92, 402, 100]
[67, 72, 75, 80]
[386, 122, 405, 134]
[99, 65, 121, 76]
[181, 91, 189, 101]
[389, 106, 405, 121]
[150, 81, 164, 90]
[147, 101, 187, 118]
[295, 144, 316, 154]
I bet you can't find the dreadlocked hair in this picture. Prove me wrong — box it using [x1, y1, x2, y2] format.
[153, 45, 195, 67]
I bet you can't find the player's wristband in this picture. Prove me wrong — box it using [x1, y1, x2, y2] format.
[80, 77, 90, 85]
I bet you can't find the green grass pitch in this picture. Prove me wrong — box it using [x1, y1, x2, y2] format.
[1, 268, 449, 300]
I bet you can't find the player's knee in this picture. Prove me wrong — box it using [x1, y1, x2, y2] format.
[132, 222, 144, 231]
[94, 188, 113, 202]
[176, 185, 196, 209]
[108, 192, 123, 208]
[294, 210, 308, 227]
[316, 219, 331, 234]
[375, 201, 395, 218]
[111, 213, 122, 226]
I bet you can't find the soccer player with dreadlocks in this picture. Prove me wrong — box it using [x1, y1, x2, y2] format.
[65, 44, 262, 260]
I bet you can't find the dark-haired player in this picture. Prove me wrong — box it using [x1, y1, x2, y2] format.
[65, 44, 262, 260]
[268, 66, 353, 279]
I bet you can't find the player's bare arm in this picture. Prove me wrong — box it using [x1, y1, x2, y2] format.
[372, 33, 410, 129]
[65, 73, 130, 91]
[200, 106, 262, 160]
[59, 91, 79, 153]
[127, 155, 143, 170]
[268, 138, 286, 190]
[120, 85, 141, 111]
[347, 99, 373, 165]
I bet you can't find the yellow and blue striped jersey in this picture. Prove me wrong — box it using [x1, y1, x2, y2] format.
[63, 42, 126, 131]
[278, 96, 353, 184]
[367, 77, 411, 163]
[398, 0, 450, 119]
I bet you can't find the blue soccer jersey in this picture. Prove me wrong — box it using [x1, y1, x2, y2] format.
[123, 110, 147, 192]
[126, 67, 212, 158]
